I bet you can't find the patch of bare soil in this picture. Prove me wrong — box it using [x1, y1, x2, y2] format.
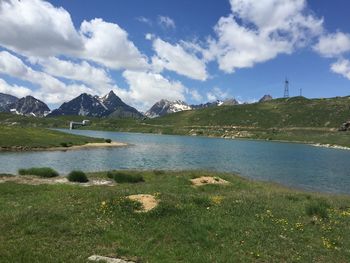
[190, 176, 229, 186]
[127, 194, 158, 212]
[0, 175, 115, 187]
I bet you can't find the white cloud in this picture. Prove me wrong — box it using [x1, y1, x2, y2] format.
[314, 32, 350, 58]
[0, 0, 81, 57]
[331, 59, 350, 80]
[206, 0, 323, 73]
[206, 87, 229, 101]
[0, 78, 32, 98]
[122, 70, 186, 110]
[229, 0, 322, 38]
[145, 33, 155, 40]
[211, 16, 293, 73]
[39, 57, 113, 88]
[0, 51, 93, 104]
[152, 38, 208, 81]
[136, 16, 152, 26]
[80, 18, 149, 70]
[158, 16, 176, 29]
[188, 89, 202, 102]
[0, 0, 148, 71]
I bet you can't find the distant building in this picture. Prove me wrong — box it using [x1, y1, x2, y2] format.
[70, 120, 91, 130]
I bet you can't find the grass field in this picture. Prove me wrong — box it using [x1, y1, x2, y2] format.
[0, 170, 350, 262]
[0, 126, 103, 150]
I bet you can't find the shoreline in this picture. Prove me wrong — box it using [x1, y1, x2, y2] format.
[67, 127, 350, 150]
[0, 141, 128, 152]
[311, 143, 350, 151]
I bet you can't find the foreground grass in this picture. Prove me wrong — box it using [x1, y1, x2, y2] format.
[0, 170, 350, 262]
[0, 126, 103, 149]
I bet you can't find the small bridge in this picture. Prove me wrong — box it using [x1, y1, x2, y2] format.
[69, 120, 90, 130]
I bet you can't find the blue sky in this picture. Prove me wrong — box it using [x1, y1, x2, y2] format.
[0, 0, 349, 111]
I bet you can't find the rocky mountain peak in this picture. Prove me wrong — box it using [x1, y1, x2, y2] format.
[259, 94, 273, 103]
[9, 95, 50, 117]
[49, 91, 143, 118]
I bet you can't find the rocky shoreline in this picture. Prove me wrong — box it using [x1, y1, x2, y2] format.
[311, 143, 350, 151]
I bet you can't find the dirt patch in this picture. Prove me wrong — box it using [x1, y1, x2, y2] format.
[127, 194, 158, 212]
[0, 175, 115, 187]
[190, 176, 229, 186]
[88, 255, 135, 263]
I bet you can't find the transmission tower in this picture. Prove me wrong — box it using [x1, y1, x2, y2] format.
[284, 78, 289, 98]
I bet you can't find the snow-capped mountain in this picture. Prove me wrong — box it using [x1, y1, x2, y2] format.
[191, 100, 223, 109]
[146, 98, 241, 118]
[49, 93, 109, 117]
[0, 92, 18, 112]
[49, 91, 143, 118]
[145, 99, 192, 118]
[9, 95, 50, 117]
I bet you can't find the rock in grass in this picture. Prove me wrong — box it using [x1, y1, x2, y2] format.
[190, 176, 229, 186]
[88, 255, 135, 263]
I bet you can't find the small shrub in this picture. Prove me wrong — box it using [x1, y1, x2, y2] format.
[60, 142, 69, 147]
[67, 170, 89, 183]
[18, 167, 59, 178]
[105, 139, 112, 143]
[306, 200, 330, 219]
[107, 171, 144, 183]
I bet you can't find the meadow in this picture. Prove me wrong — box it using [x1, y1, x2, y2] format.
[0, 170, 349, 262]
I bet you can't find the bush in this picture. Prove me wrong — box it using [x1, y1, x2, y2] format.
[105, 139, 112, 143]
[67, 170, 89, 183]
[107, 171, 144, 183]
[60, 142, 69, 147]
[18, 167, 59, 178]
[306, 200, 330, 219]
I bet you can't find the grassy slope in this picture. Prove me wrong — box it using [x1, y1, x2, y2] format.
[146, 96, 350, 128]
[0, 170, 350, 262]
[0, 126, 103, 149]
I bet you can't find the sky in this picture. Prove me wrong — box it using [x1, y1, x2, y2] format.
[0, 0, 349, 111]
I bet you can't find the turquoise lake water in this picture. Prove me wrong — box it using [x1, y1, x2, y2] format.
[1, 129, 350, 194]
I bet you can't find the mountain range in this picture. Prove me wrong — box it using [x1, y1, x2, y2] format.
[146, 97, 240, 118]
[0, 91, 272, 118]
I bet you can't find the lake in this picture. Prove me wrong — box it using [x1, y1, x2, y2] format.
[1, 129, 350, 194]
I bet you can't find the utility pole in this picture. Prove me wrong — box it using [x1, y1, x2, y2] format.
[284, 78, 289, 98]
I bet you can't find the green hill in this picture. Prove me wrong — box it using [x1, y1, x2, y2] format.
[146, 96, 350, 129]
